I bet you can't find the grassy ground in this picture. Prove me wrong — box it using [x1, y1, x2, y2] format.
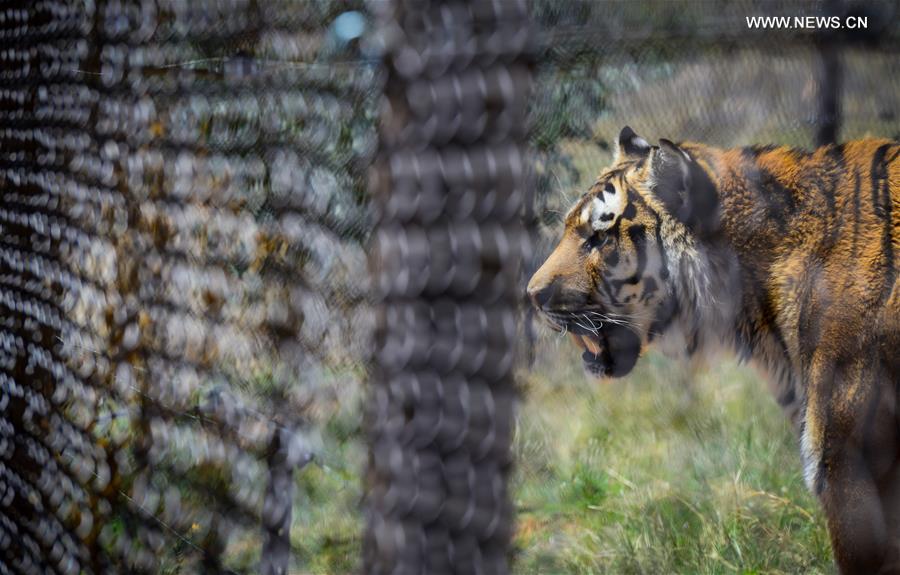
[513, 339, 833, 574]
[285, 337, 833, 574]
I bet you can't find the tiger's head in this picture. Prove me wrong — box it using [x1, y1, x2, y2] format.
[527, 126, 719, 379]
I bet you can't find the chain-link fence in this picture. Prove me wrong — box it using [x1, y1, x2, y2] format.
[0, 1, 378, 572]
[0, 0, 898, 573]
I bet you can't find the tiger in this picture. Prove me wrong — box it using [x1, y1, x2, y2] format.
[527, 126, 900, 574]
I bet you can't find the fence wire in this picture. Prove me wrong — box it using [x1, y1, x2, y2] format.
[0, 1, 378, 573]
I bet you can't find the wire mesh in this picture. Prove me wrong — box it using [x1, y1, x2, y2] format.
[0, 0, 378, 572]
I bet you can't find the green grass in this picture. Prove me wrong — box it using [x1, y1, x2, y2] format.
[513, 341, 833, 574]
[283, 337, 834, 573]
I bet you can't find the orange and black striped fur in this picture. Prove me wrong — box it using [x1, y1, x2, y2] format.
[527, 127, 900, 574]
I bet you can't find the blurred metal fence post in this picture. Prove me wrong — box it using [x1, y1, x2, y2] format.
[815, 0, 843, 146]
[260, 424, 295, 575]
[365, 1, 533, 573]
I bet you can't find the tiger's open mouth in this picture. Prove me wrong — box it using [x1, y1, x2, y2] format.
[568, 331, 611, 376]
[544, 313, 641, 378]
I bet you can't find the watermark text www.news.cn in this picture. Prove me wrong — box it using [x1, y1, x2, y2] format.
[746, 15, 867, 29]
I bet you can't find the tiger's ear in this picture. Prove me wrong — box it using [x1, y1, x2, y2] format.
[615, 126, 651, 161]
[650, 139, 719, 235]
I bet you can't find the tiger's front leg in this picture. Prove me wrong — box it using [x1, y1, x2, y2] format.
[876, 462, 900, 574]
[804, 358, 899, 574]
[820, 446, 888, 574]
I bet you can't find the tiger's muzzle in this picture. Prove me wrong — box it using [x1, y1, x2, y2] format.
[538, 308, 642, 379]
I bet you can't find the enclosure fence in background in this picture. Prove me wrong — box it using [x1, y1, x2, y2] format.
[364, 0, 532, 573]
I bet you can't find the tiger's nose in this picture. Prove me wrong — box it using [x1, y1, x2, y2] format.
[526, 277, 559, 310]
